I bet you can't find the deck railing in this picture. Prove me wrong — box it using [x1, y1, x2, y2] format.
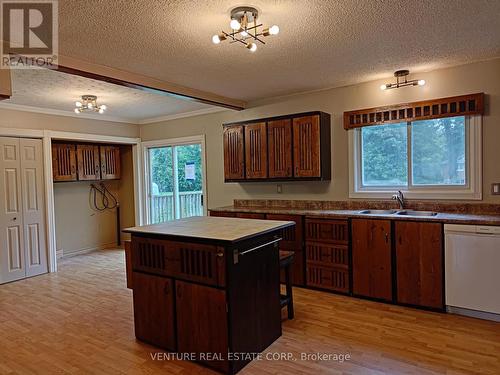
[151, 191, 203, 223]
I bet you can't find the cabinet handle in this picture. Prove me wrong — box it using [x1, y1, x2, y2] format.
[385, 233, 389, 243]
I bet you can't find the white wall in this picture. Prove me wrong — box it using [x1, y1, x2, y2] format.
[140, 58, 500, 209]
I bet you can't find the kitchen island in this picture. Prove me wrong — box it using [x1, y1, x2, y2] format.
[124, 216, 295, 374]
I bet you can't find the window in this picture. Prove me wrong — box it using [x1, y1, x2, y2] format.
[350, 115, 482, 199]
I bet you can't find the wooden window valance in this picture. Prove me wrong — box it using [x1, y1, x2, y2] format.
[343, 93, 484, 130]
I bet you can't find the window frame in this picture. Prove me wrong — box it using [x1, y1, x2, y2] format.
[348, 115, 482, 200]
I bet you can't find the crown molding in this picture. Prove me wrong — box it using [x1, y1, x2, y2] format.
[0, 102, 136, 124]
[137, 107, 228, 124]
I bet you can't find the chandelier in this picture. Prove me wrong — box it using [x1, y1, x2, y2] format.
[212, 6, 279, 52]
[380, 70, 426, 90]
[74, 95, 107, 114]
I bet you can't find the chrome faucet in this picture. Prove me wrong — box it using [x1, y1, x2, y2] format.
[392, 190, 405, 210]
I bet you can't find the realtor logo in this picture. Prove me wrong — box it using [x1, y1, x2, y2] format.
[1, 0, 58, 69]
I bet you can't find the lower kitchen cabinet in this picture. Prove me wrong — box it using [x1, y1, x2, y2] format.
[175, 280, 229, 373]
[395, 221, 444, 309]
[132, 272, 176, 351]
[352, 219, 393, 301]
[305, 218, 350, 293]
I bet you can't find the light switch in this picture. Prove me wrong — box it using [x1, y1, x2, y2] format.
[492, 183, 500, 195]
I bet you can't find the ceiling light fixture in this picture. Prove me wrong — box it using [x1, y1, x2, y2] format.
[212, 6, 279, 52]
[74, 95, 107, 114]
[380, 70, 426, 90]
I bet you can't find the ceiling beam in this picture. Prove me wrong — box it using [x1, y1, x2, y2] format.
[0, 67, 12, 100]
[56, 55, 246, 111]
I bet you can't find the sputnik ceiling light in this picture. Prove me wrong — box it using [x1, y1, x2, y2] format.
[212, 6, 279, 52]
[380, 70, 426, 90]
[74, 95, 107, 114]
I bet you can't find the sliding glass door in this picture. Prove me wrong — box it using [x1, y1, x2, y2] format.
[144, 137, 205, 224]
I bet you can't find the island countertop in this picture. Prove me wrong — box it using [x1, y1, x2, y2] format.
[124, 216, 295, 243]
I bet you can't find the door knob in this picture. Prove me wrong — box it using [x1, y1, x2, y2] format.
[12, 217, 17, 221]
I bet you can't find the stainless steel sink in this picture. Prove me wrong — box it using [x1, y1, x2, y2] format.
[395, 210, 438, 217]
[358, 209, 397, 215]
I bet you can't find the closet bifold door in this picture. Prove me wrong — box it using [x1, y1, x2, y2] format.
[20, 139, 48, 278]
[0, 137, 25, 284]
[77, 144, 101, 181]
[244, 122, 268, 179]
[267, 119, 292, 178]
[52, 143, 77, 182]
[100, 145, 121, 180]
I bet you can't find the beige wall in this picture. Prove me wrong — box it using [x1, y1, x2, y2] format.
[0, 109, 138, 254]
[140, 58, 500, 209]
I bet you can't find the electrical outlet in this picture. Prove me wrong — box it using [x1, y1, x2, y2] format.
[492, 183, 500, 195]
[276, 184, 283, 194]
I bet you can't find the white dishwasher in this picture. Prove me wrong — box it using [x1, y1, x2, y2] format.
[445, 224, 500, 321]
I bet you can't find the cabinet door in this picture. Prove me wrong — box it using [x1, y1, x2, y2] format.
[352, 219, 393, 301]
[100, 145, 121, 180]
[267, 119, 292, 178]
[223, 125, 245, 180]
[52, 143, 77, 182]
[244, 122, 268, 179]
[395, 221, 443, 309]
[132, 272, 176, 351]
[176, 281, 229, 373]
[77, 144, 100, 181]
[292, 115, 321, 177]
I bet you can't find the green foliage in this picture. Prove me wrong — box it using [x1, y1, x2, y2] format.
[150, 144, 202, 194]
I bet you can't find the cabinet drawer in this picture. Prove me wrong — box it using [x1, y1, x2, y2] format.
[131, 236, 226, 287]
[306, 242, 349, 269]
[305, 219, 348, 244]
[266, 214, 303, 249]
[306, 265, 349, 293]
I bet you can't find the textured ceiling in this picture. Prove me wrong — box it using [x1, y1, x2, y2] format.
[4, 68, 214, 122]
[57, 0, 500, 101]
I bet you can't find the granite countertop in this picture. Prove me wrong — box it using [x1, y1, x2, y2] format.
[210, 206, 500, 226]
[124, 216, 295, 243]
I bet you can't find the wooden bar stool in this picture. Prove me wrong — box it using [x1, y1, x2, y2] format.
[279, 250, 294, 320]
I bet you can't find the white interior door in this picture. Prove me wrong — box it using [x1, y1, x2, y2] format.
[0, 137, 26, 283]
[20, 138, 48, 278]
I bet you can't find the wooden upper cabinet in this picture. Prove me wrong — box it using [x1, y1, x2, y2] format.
[76, 144, 100, 181]
[100, 145, 121, 180]
[395, 221, 443, 309]
[223, 125, 245, 180]
[267, 119, 292, 178]
[244, 122, 268, 179]
[222, 111, 330, 182]
[352, 219, 393, 302]
[52, 143, 77, 182]
[293, 115, 321, 178]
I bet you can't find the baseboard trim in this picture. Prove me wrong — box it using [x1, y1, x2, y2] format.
[447, 306, 500, 322]
[60, 242, 119, 258]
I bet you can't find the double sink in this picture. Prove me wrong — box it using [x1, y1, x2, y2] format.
[358, 209, 438, 217]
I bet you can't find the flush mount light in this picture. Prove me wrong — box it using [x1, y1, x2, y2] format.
[380, 70, 426, 90]
[74, 95, 107, 114]
[212, 6, 279, 52]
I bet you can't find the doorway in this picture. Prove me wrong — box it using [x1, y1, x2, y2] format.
[143, 136, 207, 224]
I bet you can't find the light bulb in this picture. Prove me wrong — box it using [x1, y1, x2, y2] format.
[87, 102, 93, 109]
[212, 34, 221, 44]
[418, 79, 426, 86]
[246, 42, 257, 52]
[74, 108, 80, 114]
[100, 104, 107, 110]
[240, 30, 248, 37]
[98, 108, 104, 114]
[75, 101, 82, 107]
[269, 25, 280, 35]
[380, 84, 387, 91]
[230, 19, 240, 30]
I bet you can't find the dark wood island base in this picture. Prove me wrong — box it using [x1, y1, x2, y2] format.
[124, 216, 295, 374]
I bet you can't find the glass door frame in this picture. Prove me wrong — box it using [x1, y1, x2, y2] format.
[141, 135, 207, 225]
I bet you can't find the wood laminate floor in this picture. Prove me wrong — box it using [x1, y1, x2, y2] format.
[0, 249, 499, 375]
